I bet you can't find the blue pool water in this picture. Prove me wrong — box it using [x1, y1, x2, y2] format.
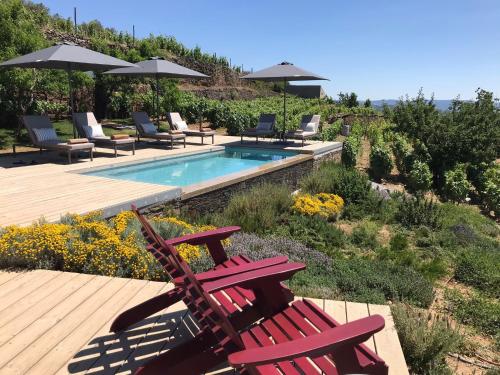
[84, 147, 298, 186]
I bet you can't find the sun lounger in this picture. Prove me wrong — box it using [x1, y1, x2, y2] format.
[21, 115, 94, 163]
[73, 112, 135, 157]
[133, 239, 388, 375]
[110, 204, 291, 333]
[241, 113, 276, 143]
[167, 112, 215, 144]
[132, 112, 186, 149]
[285, 114, 321, 146]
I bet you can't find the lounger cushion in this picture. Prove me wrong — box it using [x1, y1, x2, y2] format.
[82, 124, 105, 138]
[256, 122, 273, 131]
[141, 122, 157, 135]
[303, 122, 316, 133]
[33, 127, 58, 142]
[174, 120, 188, 130]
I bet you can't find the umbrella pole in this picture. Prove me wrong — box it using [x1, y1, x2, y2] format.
[68, 66, 76, 138]
[156, 75, 160, 129]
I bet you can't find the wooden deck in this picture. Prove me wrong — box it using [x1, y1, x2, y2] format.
[0, 269, 408, 374]
[0, 136, 341, 227]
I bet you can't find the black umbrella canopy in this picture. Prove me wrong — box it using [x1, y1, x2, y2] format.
[105, 57, 209, 127]
[104, 56, 209, 78]
[0, 42, 137, 71]
[241, 62, 328, 82]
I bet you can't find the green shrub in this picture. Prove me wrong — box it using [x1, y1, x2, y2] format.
[321, 120, 341, 141]
[350, 220, 380, 249]
[341, 135, 360, 168]
[273, 215, 345, 256]
[391, 133, 413, 176]
[300, 162, 371, 205]
[390, 231, 409, 252]
[478, 164, 500, 216]
[455, 249, 499, 297]
[443, 164, 472, 203]
[407, 160, 433, 194]
[369, 144, 393, 181]
[447, 289, 500, 336]
[392, 304, 462, 375]
[219, 183, 293, 234]
[395, 195, 443, 229]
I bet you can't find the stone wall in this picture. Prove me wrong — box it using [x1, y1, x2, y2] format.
[143, 148, 341, 217]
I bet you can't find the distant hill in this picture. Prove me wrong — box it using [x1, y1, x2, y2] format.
[371, 99, 454, 111]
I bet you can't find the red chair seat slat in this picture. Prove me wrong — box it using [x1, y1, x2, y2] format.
[240, 331, 283, 375]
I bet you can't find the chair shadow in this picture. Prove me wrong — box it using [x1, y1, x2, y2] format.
[67, 309, 205, 374]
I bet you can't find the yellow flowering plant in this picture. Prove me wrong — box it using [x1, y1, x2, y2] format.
[0, 210, 227, 280]
[292, 193, 344, 219]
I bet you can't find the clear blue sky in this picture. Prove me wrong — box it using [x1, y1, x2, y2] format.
[41, 0, 500, 100]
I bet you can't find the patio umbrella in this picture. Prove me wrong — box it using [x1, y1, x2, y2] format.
[0, 42, 137, 137]
[241, 62, 328, 138]
[104, 57, 209, 128]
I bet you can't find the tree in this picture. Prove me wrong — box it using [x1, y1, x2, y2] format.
[364, 98, 372, 108]
[338, 92, 359, 108]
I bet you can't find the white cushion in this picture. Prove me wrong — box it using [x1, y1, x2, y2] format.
[175, 120, 188, 130]
[303, 122, 317, 132]
[83, 125, 105, 138]
[140, 122, 157, 135]
[33, 127, 58, 142]
[256, 121, 273, 131]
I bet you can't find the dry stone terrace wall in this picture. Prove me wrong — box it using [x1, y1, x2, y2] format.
[143, 148, 341, 217]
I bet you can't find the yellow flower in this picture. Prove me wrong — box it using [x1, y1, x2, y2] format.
[292, 193, 344, 219]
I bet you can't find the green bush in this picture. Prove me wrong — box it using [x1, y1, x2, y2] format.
[447, 289, 500, 336]
[350, 220, 380, 249]
[321, 120, 341, 141]
[442, 164, 472, 203]
[341, 135, 360, 168]
[407, 160, 433, 194]
[300, 162, 371, 205]
[369, 144, 393, 181]
[395, 195, 443, 229]
[390, 231, 409, 252]
[478, 164, 500, 216]
[391, 133, 413, 176]
[455, 249, 499, 297]
[392, 304, 462, 375]
[218, 183, 293, 234]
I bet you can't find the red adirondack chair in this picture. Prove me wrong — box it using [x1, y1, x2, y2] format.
[110, 205, 292, 332]
[134, 241, 389, 375]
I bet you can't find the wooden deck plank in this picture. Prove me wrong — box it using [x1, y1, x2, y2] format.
[2, 276, 130, 374]
[369, 304, 409, 375]
[0, 270, 51, 299]
[25, 278, 148, 375]
[323, 299, 347, 324]
[0, 271, 22, 287]
[0, 274, 109, 367]
[0, 270, 61, 311]
[0, 272, 82, 329]
[59, 280, 167, 375]
[345, 301, 376, 351]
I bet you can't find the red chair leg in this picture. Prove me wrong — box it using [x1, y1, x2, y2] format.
[110, 288, 183, 332]
[134, 330, 223, 375]
[330, 346, 388, 375]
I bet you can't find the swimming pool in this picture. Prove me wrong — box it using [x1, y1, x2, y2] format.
[84, 147, 298, 186]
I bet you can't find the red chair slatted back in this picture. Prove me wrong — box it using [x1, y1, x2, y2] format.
[131, 205, 181, 279]
[166, 241, 243, 350]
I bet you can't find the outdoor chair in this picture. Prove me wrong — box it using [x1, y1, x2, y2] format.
[73, 112, 135, 157]
[21, 115, 94, 164]
[132, 112, 186, 149]
[109, 205, 292, 333]
[241, 113, 276, 143]
[167, 112, 215, 144]
[134, 239, 389, 375]
[284, 114, 321, 146]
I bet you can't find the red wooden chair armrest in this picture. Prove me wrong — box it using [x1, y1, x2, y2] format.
[164, 226, 240, 247]
[165, 226, 240, 265]
[202, 262, 305, 293]
[228, 315, 385, 368]
[195, 256, 289, 282]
